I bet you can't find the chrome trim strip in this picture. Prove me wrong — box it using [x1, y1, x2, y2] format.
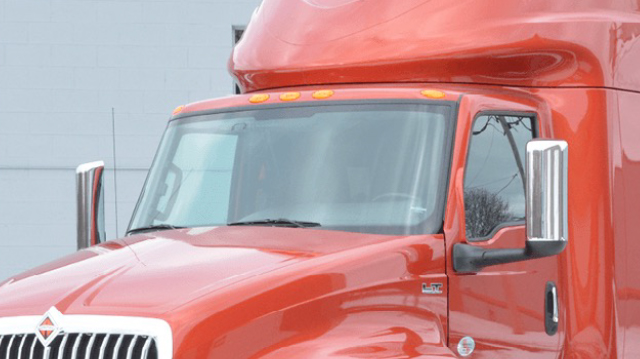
[126, 335, 138, 359]
[70, 334, 81, 359]
[76, 161, 106, 249]
[0, 315, 171, 359]
[112, 335, 124, 359]
[29, 335, 37, 359]
[84, 334, 96, 359]
[57, 334, 69, 359]
[43, 346, 51, 359]
[552, 286, 559, 323]
[141, 337, 153, 359]
[17, 335, 27, 359]
[526, 140, 569, 243]
[6, 335, 15, 359]
[98, 334, 110, 359]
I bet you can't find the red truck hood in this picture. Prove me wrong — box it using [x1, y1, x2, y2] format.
[0, 227, 451, 357]
[0, 227, 442, 318]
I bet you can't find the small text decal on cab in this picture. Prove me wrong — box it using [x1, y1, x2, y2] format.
[422, 283, 443, 294]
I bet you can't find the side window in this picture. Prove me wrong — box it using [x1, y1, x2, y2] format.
[464, 114, 535, 239]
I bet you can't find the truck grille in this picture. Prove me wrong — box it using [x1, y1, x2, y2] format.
[0, 333, 158, 359]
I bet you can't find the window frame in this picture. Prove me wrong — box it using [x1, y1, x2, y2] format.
[128, 99, 460, 236]
[463, 110, 539, 242]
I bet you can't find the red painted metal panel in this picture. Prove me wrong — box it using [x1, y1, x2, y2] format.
[0, 225, 452, 357]
[230, 0, 640, 94]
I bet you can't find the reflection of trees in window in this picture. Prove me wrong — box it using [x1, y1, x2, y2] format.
[464, 114, 534, 239]
[464, 188, 512, 238]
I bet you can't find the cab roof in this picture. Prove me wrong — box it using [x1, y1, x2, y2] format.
[229, 0, 640, 93]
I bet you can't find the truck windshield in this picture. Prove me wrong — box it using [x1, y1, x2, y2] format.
[129, 102, 453, 235]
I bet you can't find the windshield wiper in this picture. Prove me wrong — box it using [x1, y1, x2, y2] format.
[126, 224, 185, 236]
[228, 218, 321, 228]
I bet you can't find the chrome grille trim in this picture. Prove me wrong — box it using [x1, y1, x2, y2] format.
[57, 334, 69, 359]
[29, 336, 37, 359]
[98, 334, 110, 359]
[70, 334, 81, 359]
[6, 335, 15, 359]
[125, 336, 137, 359]
[0, 334, 163, 359]
[17, 335, 27, 359]
[140, 337, 152, 359]
[112, 335, 124, 359]
[84, 334, 96, 359]
[0, 315, 172, 359]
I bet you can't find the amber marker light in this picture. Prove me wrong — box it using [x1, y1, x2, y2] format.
[312, 90, 334, 99]
[172, 105, 185, 116]
[421, 90, 446, 99]
[280, 92, 301, 101]
[249, 94, 270, 104]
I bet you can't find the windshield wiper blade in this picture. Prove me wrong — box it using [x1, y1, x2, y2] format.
[228, 218, 321, 228]
[126, 224, 185, 235]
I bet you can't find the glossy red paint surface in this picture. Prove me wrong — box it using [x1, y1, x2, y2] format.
[441, 85, 640, 357]
[0, 225, 452, 357]
[177, 84, 461, 117]
[231, 0, 640, 93]
[444, 88, 562, 357]
[0, 80, 638, 357]
[616, 91, 640, 358]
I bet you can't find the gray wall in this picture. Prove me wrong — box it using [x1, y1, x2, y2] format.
[0, 0, 262, 281]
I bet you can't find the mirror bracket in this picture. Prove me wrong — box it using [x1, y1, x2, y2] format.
[453, 139, 568, 273]
[453, 241, 567, 273]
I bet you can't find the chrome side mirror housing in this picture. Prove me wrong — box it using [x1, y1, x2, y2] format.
[525, 140, 568, 256]
[453, 139, 569, 272]
[76, 161, 106, 250]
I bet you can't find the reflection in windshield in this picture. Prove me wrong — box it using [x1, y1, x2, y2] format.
[129, 103, 453, 235]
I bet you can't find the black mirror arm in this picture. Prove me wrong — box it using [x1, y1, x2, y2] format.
[453, 241, 567, 273]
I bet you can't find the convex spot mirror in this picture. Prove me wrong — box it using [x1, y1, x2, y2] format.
[453, 139, 569, 272]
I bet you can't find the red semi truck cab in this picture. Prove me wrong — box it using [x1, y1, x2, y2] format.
[1, 0, 640, 358]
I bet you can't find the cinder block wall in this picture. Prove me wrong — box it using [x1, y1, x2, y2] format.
[0, 0, 262, 281]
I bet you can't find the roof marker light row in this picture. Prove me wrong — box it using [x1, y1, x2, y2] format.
[249, 90, 335, 104]
[172, 89, 447, 116]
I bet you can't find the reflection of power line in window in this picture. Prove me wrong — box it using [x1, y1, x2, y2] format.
[467, 118, 495, 186]
[467, 172, 519, 190]
[473, 116, 532, 136]
[495, 172, 519, 195]
[474, 115, 528, 191]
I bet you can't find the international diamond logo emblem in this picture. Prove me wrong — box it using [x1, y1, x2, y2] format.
[35, 307, 62, 347]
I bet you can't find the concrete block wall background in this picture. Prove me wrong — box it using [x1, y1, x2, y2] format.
[0, 0, 262, 281]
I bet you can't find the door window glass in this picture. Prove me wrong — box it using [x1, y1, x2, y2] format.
[464, 115, 535, 239]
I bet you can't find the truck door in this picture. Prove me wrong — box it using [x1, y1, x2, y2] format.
[446, 111, 562, 357]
